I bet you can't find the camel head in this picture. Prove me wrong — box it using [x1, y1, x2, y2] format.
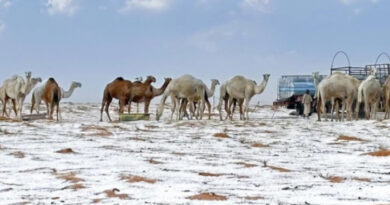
[31, 77, 42, 85]
[72, 81, 82, 88]
[164, 77, 172, 83]
[146, 75, 156, 83]
[211, 79, 220, 86]
[369, 68, 377, 76]
[312, 72, 319, 78]
[25, 71, 32, 80]
[263, 74, 270, 81]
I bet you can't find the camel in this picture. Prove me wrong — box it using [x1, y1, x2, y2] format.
[156, 75, 207, 121]
[42, 78, 62, 121]
[61, 81, 82, 98]
[126, 75, 158, 114]
[223, 74, 270, 120]
[100, 77, 133, 122]
[313, 72, 359, 121]
[383, 75, 390, 119]
[2, 72, 42, 119]
[356, 69, 382, 120]
[179, 79, 220, 120]
[31, 81, 82, 114]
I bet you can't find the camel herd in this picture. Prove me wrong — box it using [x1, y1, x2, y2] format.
[313, 68, 390, 121]
[100, 74, 270, 122]
[2, 69, 390, 122]
[0, 72, 81, 121]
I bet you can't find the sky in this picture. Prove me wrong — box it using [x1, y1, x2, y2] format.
[1, 0, 390, 104]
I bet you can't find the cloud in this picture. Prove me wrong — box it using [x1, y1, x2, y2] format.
[46, 0, 78, 16]
[0, 0, 11, 8]
[119, 0, 172, 12]
[241, 0, 270, 12]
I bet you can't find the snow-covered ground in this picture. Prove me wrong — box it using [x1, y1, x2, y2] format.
[1, 102, 390, 204]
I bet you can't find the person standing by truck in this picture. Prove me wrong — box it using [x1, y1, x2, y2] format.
[302, 89, 312, 118]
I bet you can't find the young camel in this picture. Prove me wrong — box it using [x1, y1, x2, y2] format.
[356, 69, 382, 120]
[100, 77, 132, 122]
[31, 81, 82, 114]
[179, 79, 220, 120]
[131, 77, 171, 114]
[2, 72, 42, 119]
[42, 78, 62, 121]
[156, 75, 207, 121]
[224, 74, 270, 120]
[126, 76, 158, 114]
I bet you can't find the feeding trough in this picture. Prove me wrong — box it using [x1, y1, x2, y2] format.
[119, 113, 150, 121]
[21, 113, 46, 121]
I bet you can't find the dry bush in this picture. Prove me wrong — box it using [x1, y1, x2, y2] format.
[245, 196, 264, 200]
[63, 183, 85, 190]
[251, 143, 269, 148]
[267, 165, 291, 173]
[120, 174, 157, 184]
[353, 177, 371, 182]
[336, 135, 366, 142]
[366, 148, 390, 157]
[81, 125, 113, 137]
[321, 175, 345, 183]
[186, 192, 227, 201]
[213, 133, 230, 138]
[56, 172, 84, 183]
[104, 188, 130, 200]
[10, 151, 25, 158]
[199, 172, 223, 177]
[148, 159, 163, 164]
[236, 162, 257, 168]
[56, 148, 75, 154]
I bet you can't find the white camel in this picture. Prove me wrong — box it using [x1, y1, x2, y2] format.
[156, 75, 207, 121]
[222, 74, 270, 120]
[31, 81, 82, 114]
[314, 72, 359, 121]
[2, 72, 42, 119]
[179, 79, 220, 120]
[356, 69, 382, 120]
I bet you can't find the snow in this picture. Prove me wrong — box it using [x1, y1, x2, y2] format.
[1, 102, 390, 204]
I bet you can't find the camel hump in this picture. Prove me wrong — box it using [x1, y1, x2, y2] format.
[48, 78, 57, 83]
[116, 77, 124, 81]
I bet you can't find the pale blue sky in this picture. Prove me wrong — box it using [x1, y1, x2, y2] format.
[1, 0, 389, 104]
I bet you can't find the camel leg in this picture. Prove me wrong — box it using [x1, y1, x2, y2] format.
[355, 101, 360, 120]
[330, 98, 335, 122]
[56, 103, 60, 121]
[316, 97, 321, 121]
[199, 101, 205, 120]
[189, 100, 197, 120]
[169, 95, 176, 121]
[341, 100, 346, 121]
[238, 99, 244, 120]
[321, 96, 327, 121]
[244, 97, 251, 120]
[11, 99, 17, 117]
[2, 97, 8, 117]
[144, 100, 150, 114]
[224, 98, 230, 121]
[105, 98, 113, 122]
[385, 98, 389, 119]
[50, 102, 55, 120]
[217, 98, 223, 121]
[227, 97, 234, 120]
[100, 98, 106, 122]
[364, 101, 369, 120]
[206, 100, 211, 120]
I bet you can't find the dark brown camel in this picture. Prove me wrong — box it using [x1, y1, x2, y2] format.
[100, 77, 132, 122]
[42, 78, 61, 121]
[127, 76, 172, 114]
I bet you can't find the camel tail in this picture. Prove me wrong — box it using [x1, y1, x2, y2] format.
[358, 87, 363, 103]
[53, 87, 60, 105]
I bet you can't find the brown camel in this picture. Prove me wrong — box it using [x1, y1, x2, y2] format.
[42, 78, 62, 121]
[127, 75, 168, 114]
[383, 75, 390, 119]
[100, 77, 132, 122]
